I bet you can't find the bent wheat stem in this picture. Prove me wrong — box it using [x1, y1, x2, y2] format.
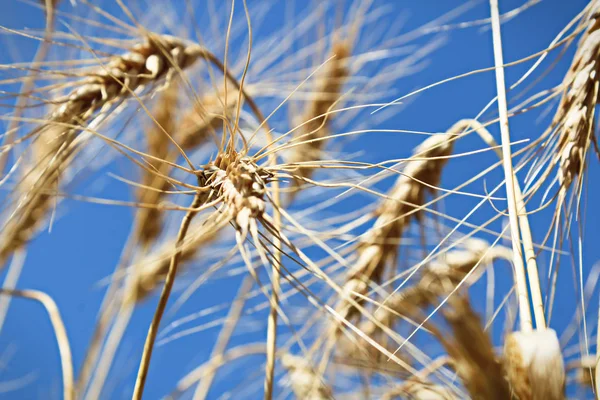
[0, 288, 73, 400]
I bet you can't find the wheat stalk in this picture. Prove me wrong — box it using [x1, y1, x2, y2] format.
[0, 288, 73, 400]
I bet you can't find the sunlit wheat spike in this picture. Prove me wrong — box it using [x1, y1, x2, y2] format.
[286, 40, 351, 200]
[0, 126, 76, 267]
[200, 152, 273, 236]
[281, 353, 332, 400]
[135, 80, 180, 246]
[503, 329, 565, 400]
[49, 35, 206, 125]
[536, 4, 600, 194]
[336, 130, 455, 324]
[435, 296, 510, 400]
[557, 7, 600, 191]
[0, 34, 209, 268]
[355, 238, 511, 346]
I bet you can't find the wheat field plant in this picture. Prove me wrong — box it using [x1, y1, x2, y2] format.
[0, 0, 599, 399]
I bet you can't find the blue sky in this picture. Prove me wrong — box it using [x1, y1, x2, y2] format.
[0, 0, 598, 399]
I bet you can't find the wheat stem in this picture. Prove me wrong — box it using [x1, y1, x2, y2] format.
[489, 0, 534, 332]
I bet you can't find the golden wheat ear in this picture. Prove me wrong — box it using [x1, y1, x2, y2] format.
[351, 238, 511, 357]
[333, 128, 455, 329]
[286, 40, 351, 201]
[282, 353, 333, 400]
[435, 295, 510, 399]
[503, 329, 565, 400]
[0, 35, 209, 269]
[554, 10, 600, 195]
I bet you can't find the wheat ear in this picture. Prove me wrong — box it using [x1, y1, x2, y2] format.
[281, 353, 333, 400]
[434, 295, 510, 399]
[550, 3, 600, 195]
[503, 329, 565, 400]
[287, 41, 350, 199]
[355, 238, 511, 348]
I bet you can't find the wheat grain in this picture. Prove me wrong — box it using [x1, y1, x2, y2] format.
[503, 329, 565, 400]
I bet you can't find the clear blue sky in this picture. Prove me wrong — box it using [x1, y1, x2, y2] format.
[0, 0, 597, 399]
